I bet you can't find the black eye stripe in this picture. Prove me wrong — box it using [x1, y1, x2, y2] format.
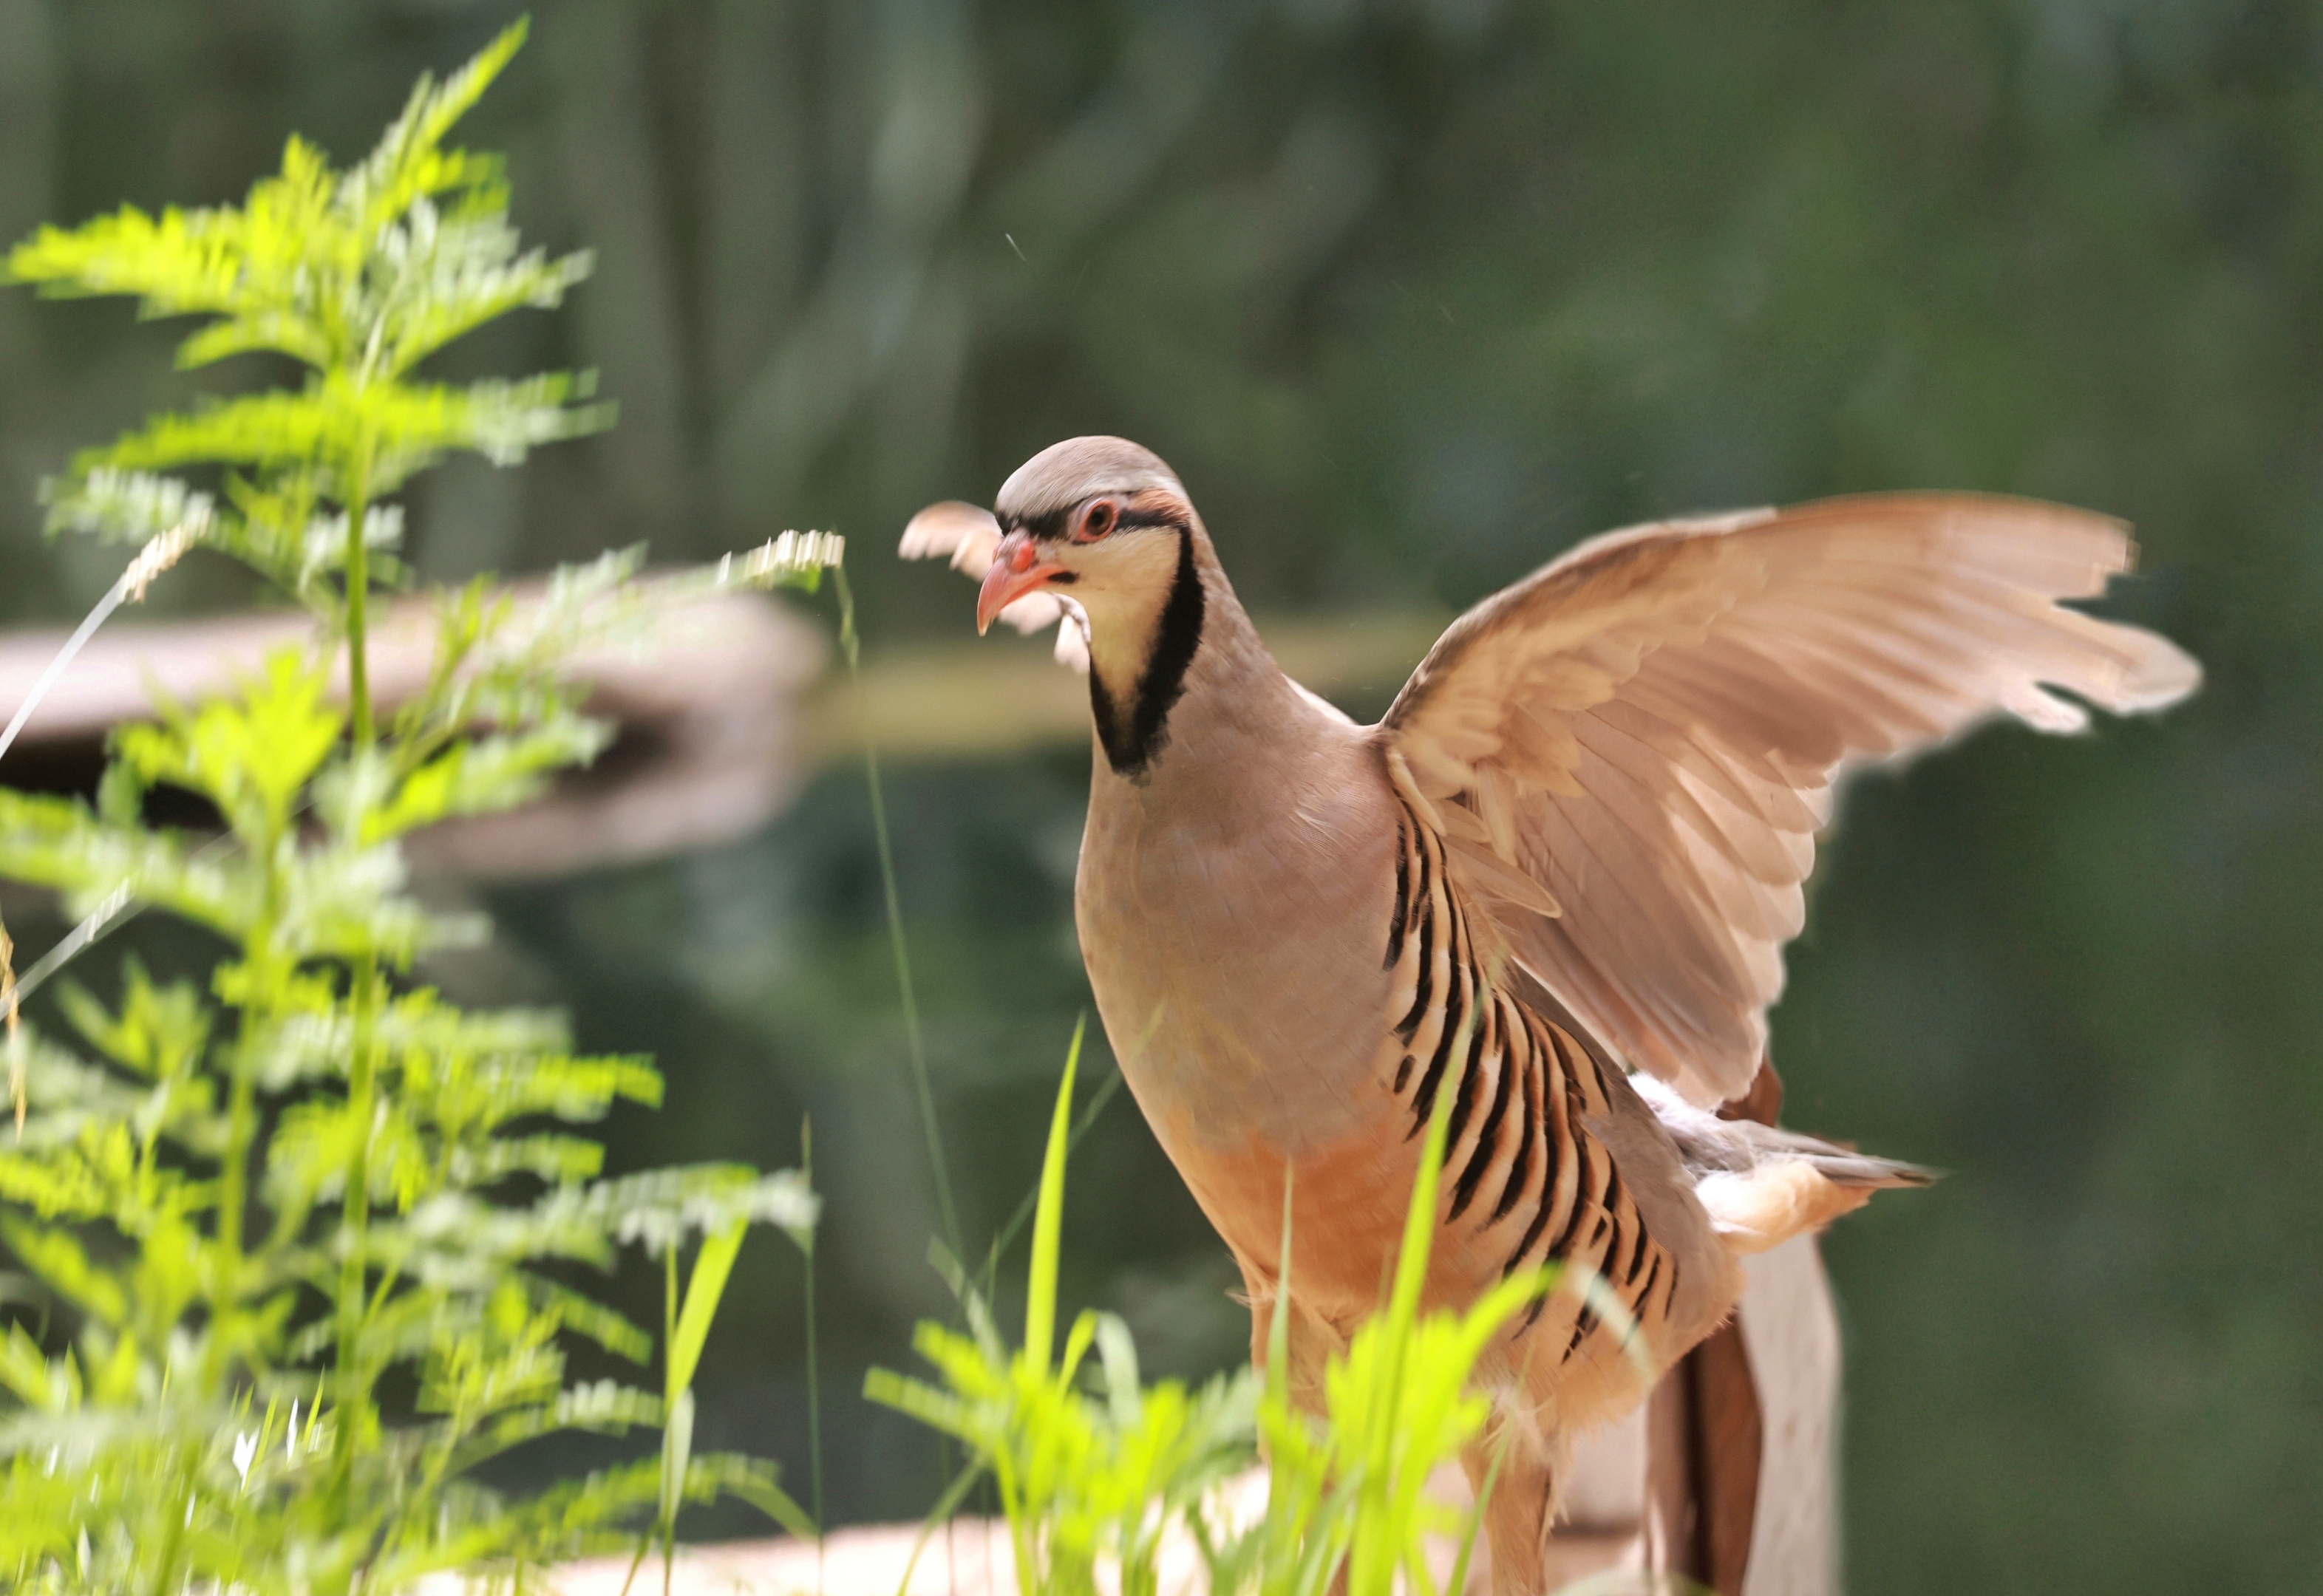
[999, 502, 1186, 538]
[1111, 506, 1188, 532]
[1006, 508, 1072, 540]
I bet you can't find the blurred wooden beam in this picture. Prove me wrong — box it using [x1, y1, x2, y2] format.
[806, 610, 1449, 763]
[1, 596, 1446, 879]
[0, 589, 827, 881]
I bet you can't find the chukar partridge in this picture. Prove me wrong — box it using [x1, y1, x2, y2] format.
[900, 437, 2199, 1593]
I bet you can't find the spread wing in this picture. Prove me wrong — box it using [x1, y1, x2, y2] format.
[899, 500, 1091, 672]
[1377, 493, 2200, 1105]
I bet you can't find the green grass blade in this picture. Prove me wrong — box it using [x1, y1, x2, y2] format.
[656, 1389, 695, 1539]
[1387, 1033, 1457, 1328]
[1445, 1430, 1506, 1596]
[1023, 1014, 1084, 1374]
[801, 1116, 825, 1559]
[1362, 1040, 1456, 1467]
[1266, 1167, 1294, 1408]
[889, 1461, 989, 1596]
[721, 1470, 820, 1544]
[982, 1060, 1122, 1291]
[667, 1220, 746, 1399]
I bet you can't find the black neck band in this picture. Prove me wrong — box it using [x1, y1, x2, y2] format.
[1092, 529, 1204, 779]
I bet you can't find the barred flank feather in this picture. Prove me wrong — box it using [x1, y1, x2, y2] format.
[1378, 802, 1679, 1365]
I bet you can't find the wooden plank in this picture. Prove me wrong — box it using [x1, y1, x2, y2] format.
[0, 588, 826, 878]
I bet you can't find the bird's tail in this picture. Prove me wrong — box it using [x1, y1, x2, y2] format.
[1724, 1124, 1939, 1190]
[1632, 1073, 1939, 1256]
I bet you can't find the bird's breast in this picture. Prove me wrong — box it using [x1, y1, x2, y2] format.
[1073, 728, 1402, 1155]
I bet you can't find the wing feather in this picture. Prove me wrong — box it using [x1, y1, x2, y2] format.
[1565, 715, 1794, 941]
[1379, 492, 2200, 1102]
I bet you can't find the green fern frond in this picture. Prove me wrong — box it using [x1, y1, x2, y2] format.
[2, 19, 546, 386]
[81, 373, 606, 493]
[361, 718, 614, 842]
[585, 1165, 820, 1256]
[339, 21, 530, 242]
[52, 961, 211, 1082]
[40, 468, 216, 548]
[0, 787, 261, 938]
[0, 23, 827, 1590]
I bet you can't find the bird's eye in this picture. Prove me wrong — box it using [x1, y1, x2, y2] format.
[1074, 499, 1118, 542]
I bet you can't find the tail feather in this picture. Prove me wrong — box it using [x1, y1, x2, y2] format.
[1800, 1147, 1938, 1189]
[1629, 1069, 1938, 1255]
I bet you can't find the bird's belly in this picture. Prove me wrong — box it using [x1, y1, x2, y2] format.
[1134, 1095, 1434, 1318]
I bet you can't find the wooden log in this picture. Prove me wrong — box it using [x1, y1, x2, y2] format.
[0, 587, 826, 879]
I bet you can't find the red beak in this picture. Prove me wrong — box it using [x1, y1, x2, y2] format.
[976, 531, 1067, 634]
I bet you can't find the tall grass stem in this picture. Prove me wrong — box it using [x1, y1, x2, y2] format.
[0, 568, 132, 772]
[0, 519, 200, 773]
[801, 1115, 826, 1596]
[833, 570, 962, 1263]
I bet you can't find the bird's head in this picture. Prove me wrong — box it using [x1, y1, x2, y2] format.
[975, 436, 1199, 644]
[900, 436, 1220, 773]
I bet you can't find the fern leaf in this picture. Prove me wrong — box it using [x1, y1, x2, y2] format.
[371, 205, 593, 377]
[582, 1165, 819, 1256]
[337, 20, 530, 241]
[39, 468, 216, 547]
[362, 718, 613, 842]
[0, 1215, 129, 1326]
[0, 788, 260, 938]
[78, 374, 608, 492]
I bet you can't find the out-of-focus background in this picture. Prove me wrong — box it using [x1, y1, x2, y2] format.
[0, 2, 2316, 1590]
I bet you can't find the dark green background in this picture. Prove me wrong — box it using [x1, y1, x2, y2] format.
[1, 2, 2316, 1591]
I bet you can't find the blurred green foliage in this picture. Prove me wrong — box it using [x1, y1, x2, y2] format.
[0, 29, 830, 1589]
[0, 2, 2314, 1592]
